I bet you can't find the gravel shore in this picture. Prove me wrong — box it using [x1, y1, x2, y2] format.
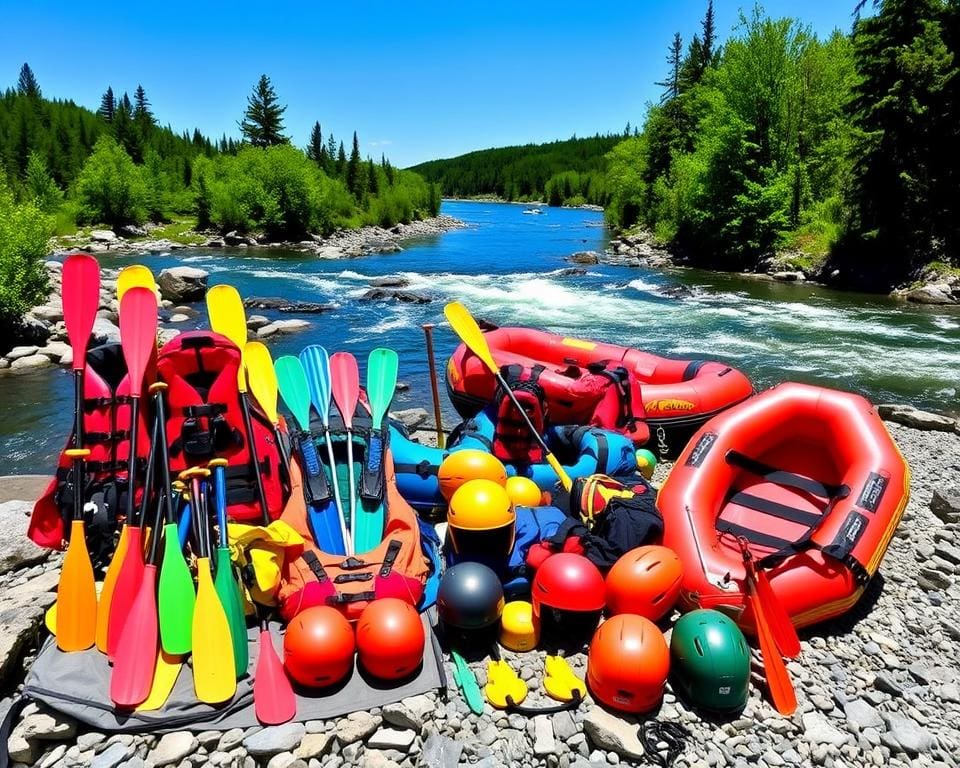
[0, 418, 957, 768]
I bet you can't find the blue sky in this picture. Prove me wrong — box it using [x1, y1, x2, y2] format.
[1, 1, 859, 167]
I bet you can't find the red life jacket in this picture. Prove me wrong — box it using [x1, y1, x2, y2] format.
[492, 365, 547, 464]
[29, 343, 152, 553]
[586, 364, 650, 445]
[156, 331, 287, 523]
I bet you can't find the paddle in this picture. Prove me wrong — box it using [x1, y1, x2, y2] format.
[185, 467, 237, 704]
[254, 616, 297, 725]
[106, 285, 158, 657]
[451, 650, 484, 715]
[753, 562, 801, 659]
[136, 650, 184, 712]
[354, 348, 397, 553]
[156, 386, 196, 656]
[421, 323, 446, 448]
[741, 544, 797, 715]
[299, 346, 348, 555]
[275, 355, 323, 479]
[94, 265, 157, 650]
[206, 284, 270, 522]
[210, 458, 249, 678]
[330, 352, 360, 555]
[244, 341, 293, 483]
[110, 488, 166, 707]
[444, 301, 573, 492]
[56, 253, 100, 652]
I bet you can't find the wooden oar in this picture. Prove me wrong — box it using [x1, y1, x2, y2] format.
[56, 254, 101, 652]
[254, 616, 296, 724]
[185, 468, 236, 704]
[106, 286, 158, 657]
[444, 301, 573, 491]
[421, 324, 446, 448]
[741, 545, 797, 715]
[206, 284, 271, 522]
[330, 352, 360, 554]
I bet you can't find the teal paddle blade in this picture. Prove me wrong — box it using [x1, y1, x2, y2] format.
[275, 356, 313, 431]
[354, 348, 398, 554]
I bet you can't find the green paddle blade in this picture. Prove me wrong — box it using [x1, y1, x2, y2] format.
[367, 348, 398, 430]
[451, 650, 485, 715]
[275, 356, 312, 431]
[215, 545, 249, 678]
[158, 523, 195, 655]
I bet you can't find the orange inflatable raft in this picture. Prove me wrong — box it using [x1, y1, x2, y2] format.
[446, 325, 752, 458]
[658, 382, 910, 631]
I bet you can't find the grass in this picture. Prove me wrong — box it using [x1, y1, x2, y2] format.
[138, 217, 207, 245]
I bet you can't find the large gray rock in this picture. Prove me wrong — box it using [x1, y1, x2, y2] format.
[802, 711, 849, 747]
[366, 727, 416, 752]
[89, 230, 118, 243]
[583, 707, 645, 760]
[6, 345, 39, 360]
[91, 316, 121, 345]
[243, 722, 306, 757]
[117, 224, 147, 238]
[243, 297, 334, 313]
[292, 732, 334, 760]
[0, 570, 59, 683]
[0, 500, 50, 575]
[382, 695, 434, 732]
[420, 733, 462, 768]
[31, 303, 64, 322]
[369, 276, 410, 288]
[7, 313, 52, 351]
[360, 288, 431, 304]
[10, 353, 53, 372]
[390, 408, 429, 430]
[157, 267, 209, 303]
[151, 731, 198, 766]
[569, 250, 600, 265]
[335, 711, 380, 744]
[881, 713, 935, 754]
[931, 487, 960, 523]
[256, 319, 310, 338]
[90, 741, 134, 768]
[901, 283, 956, 304]
[879, 403, 959, 433]
[37, 341, 72, 363]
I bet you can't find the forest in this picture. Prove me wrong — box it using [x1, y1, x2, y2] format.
[0, 71, 440, 328]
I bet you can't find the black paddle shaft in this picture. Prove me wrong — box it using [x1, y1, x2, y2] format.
[153, 387, 177, 525]
[494, 372, 553, 457]
[240, 394, 271, 526]
[133, 399, 161, 528]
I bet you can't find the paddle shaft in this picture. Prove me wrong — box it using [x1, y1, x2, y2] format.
[240, 394, 271, 525]
[422, 324, 446, 448]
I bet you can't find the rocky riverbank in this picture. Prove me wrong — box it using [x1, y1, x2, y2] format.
[607, 230, 960, 306]
[1, 409, 958, 768]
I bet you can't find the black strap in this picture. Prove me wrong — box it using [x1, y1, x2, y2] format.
[0, 696, 29, 768]
[728, 491, 823, 527]
[393, 459, 440, 479]
[716, 520, 795, 551]
[380, 539, 401, 577]
[302, 550, 329, 584]
[183, 403, 228, 418]
[726, 450, 849, 500]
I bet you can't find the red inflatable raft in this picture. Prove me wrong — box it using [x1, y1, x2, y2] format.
[446, 325, 753, 458]
[658, 382, 910, 631]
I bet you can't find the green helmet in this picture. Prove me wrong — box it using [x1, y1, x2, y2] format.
[670, 609, 750, 713]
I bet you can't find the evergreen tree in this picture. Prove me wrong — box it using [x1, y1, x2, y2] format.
[327, 133, 338, 164]
[24, 151, 62, 211]
[307, 121, 325, 166]
[346, 131, 363, 198]
[656, 33, 684, 102]
[121, 92, 132, 113]
[336, 140, 347, 177]
[367, 157, 379, 195]
[17, 63, 41, 98]
[133, 84, 154, 128]
[239, 74, 288, 147]
[112, 97, 140, 162]
[701, 0, 716, 68]
[98, 86, 115, 123]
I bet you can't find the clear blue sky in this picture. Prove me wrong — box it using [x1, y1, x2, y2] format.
[1, 1, 859, 167]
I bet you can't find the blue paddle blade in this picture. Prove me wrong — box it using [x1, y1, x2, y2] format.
[308, 495, 346, 556]
[300, 345, 332, 426]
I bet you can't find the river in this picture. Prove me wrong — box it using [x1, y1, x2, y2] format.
[1, 200, 958, 475]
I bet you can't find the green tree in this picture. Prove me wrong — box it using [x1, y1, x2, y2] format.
[24, 151, 63, 212]
[239, 74, 288, 147]
[307, 121, 327, 168]
[327, 133, 338, 165]
[346, 131, 363, 198]
[367, 158, 379, 195]
[0, 180, 50, 329]
[143, 149, 167, 222]
[656, 33, 684, 102]
[133, 84, 154, 129]
[74, 135, 148, 226]
[98, 86, 115, 123]
[17, 63, 41, 98]
[336, 140, 347, 177]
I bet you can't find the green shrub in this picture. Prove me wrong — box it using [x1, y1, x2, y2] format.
[0, 181, 51, 327]
[74, 136, 148, 226]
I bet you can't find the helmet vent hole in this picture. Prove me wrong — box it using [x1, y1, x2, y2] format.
[694, 638, 705, 657]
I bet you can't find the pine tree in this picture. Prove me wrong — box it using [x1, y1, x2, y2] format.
[701, 0, 716, 68]
[327, 133, 338, 164]
[17, 63, 41, 98]
[346, 131, 363, 198]
[112, 96, 141, 162]
[307, 121, 325, 165]
[367, 158, 379, 195]
[98, 86, 116, 123]
[656, 33, 684, 102]
[133, 84, 154, 128]
[239, 74, 288, 147]
[336, 141, 347, 177]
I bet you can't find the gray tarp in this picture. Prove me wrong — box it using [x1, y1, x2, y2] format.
[22, 616, 446, 732]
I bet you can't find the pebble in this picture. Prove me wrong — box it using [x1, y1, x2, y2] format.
[335, 711, 380, 745]
[243, 723, 306, 757]
[89, 741, 134, 768]
[881, 713, 936, 755]
[533, 716, 556, 756]
[217, 728, 245, 752]
[151, 732, 198, 767]
[366, 727, 416, 752]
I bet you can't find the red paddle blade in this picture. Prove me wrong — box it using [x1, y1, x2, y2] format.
[119, 287, 158, 390]
[754, 568, 801, 659]
[62, 254, 101, 370]
[748, 580, 797, 715]
[110, 566, 159, 707]
[254, 626, 296, 724]
[329, 352, 360, 429]
[106, 528, 147, 657]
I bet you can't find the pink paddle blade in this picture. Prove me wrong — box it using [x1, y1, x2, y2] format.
[119, 287, 158, 390]
[106, 527, 146, 658]
[110, 565, 159, 707]
[62, 254, 101, 370]
[254, 622, 296, 724]
[329, 352, 360, 428]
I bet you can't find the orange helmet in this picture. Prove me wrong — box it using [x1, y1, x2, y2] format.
[605, 545, 683, 621]
[587, 614, 670, 713]
[356, 598, 425, 681]
[283, 606, 356, 688]
[438, 450, 507, 501]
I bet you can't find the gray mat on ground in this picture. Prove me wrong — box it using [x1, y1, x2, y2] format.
[23, 616, 445, 732]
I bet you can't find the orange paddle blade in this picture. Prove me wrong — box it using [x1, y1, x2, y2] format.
[55, 520, 97, 651]
[754, 567, 801, 659]
[96, 525, 131, 652]
[747, 576, 797, 715]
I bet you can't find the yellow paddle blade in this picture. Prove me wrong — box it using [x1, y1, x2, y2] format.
[56, 520, 98, 651]
[44, 603, 57, 634]
[544, 655, 586, 702]
[136, 651, 184, 712]
[485, 659, 528, 709]
[244, 341, 279, 424]
[206, 285, 249, 392]
[192, 559, 237, 704]
[444, 301, 498, 375]
[96, 525, 131, 652]
[117, 265, 156, 300]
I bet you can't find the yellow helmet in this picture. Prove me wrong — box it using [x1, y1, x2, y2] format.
[499, 600, 539, 652]
[439, 450, 507, 501]
[504, 476, 542, 507]
[447, 479, 515, 558]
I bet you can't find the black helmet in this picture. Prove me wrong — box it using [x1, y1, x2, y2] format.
[437, 563, 504, 649]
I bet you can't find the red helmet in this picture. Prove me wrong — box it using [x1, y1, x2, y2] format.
[283, 606, 356, 688]
[532, 553, 605, 647]
[605, 545, 683, 621]
[587, 614, 670, 713]
[356, 599, 426, 681]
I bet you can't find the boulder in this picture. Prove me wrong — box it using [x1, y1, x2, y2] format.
[314, 246, 347, 260]
[10, 353, 54, 371]
[5, 314, 52, 351]
[360, 289, 431, 304]
[37, 341, 72, 363]
[224, 231, 258, 247]
[203, 238, 225, 248]
[0, 500, 50, 575]
[117, 224, 147, 238]
[167, 313, 190, 323]
[569, 250, 600, 265]
[157, 267, 209, 303]
[901, 283, 956, 305]
[878, 403, 959, 433]
[369, 276, 410, 288]
[31, 303, 64, 323]
[931, 488, 960, 523]
[256, 319, 310, 338]
[243, 297, 334, 313]
[6, 346, 39, 361]
[243, 723, 306, 757]
[554, 267, 587, 277]
[89, 230, 118, 243]
[390, 408, 429, 430]
[583, 707, 645, 760]
[0, 566, 58, 683]
[91, 317, 121, 345]
[246, 315, 270, 330]
[771, 270, 806, 282]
